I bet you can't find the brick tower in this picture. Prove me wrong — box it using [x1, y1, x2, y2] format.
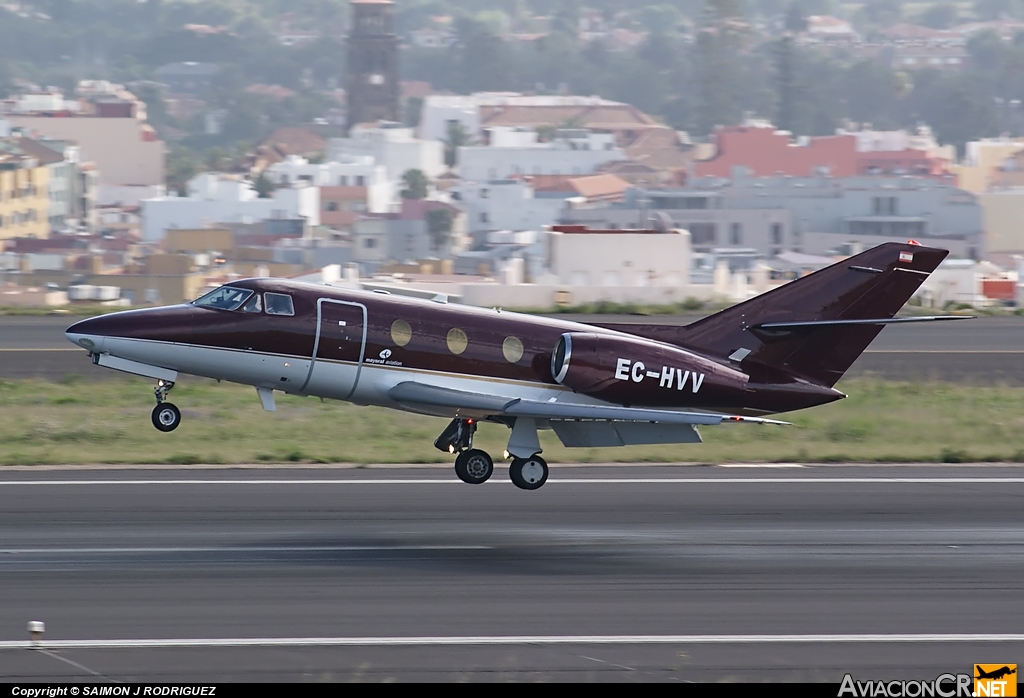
[346, 0, 400, 130]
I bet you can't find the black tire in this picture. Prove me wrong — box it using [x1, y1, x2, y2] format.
[151, 403, 181, 432]
[509, 455, 548, 490]
[454, 448, 493, 484]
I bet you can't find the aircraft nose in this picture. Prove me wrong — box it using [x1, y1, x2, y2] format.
[65, 316, 108, 352]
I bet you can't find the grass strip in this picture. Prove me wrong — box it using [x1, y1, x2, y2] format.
[0, 377, 1021, 465]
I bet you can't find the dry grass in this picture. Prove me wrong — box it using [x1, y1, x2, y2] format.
[1, 376, 1022, 465]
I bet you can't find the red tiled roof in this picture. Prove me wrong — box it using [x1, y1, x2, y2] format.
[566, 173, 629, 199]
[398, 199, 459, 220]
[694, 125, 857, 178]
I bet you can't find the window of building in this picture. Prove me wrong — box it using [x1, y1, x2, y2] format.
[355, 175, 365, 186]
[872, 196, 897, 215]
[480, 212, 489, 223]
[339, 175, 348, 186]
[729, 222, 742, 246]
[264, 293, 295, 316]
[850, 220, 925, 237]
[325, 201, 339, 212]
[689, 223, 717, 246]
[364, 237, 378, 249]
[771, 223, 783, 245]
[480, 188, 489, 198]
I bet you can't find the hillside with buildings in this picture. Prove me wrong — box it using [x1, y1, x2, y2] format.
[3, 0, 1024, 311]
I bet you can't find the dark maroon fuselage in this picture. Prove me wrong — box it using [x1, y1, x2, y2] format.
[66, 277, 848, 415]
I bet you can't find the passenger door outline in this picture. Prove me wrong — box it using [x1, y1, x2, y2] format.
[300, 298, 367, 400]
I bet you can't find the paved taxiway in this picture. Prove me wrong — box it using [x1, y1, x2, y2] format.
[1, 314, 1019, 382]
[0, 464, 1021, 681]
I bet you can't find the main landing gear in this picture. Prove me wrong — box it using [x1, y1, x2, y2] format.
[435, 418, 493, 484]
[151, 379, 181, 432]
[434, 418, 550, 490]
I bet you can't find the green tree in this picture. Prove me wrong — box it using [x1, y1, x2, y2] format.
[455, 17, 514, 92]
[783, 1, 808, 33]
[400, 169, 429, 200]
[166, 145, 202, 196]
[253, 171, 276, 199]
[444, 121, 471, 168]
[694, 0, 748, 135]
[426, 207, 454, 252]
[774, 34, 798, 133]
[404, 96, 424, 128]
[918, 2, 959, 29]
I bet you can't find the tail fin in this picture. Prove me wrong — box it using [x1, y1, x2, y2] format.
[680, 242, 948, 386]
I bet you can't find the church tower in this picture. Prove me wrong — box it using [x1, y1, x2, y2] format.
[346, 0, 400, 130]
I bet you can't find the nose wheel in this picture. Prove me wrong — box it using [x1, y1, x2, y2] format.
[151, 379, 180, 432]
[510, 455, 548, 490]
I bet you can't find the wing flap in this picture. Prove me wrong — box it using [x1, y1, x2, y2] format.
[551, 421, 703, 447]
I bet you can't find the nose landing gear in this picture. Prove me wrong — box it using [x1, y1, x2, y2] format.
[435, 418, 493, 484]
[151, 380, 181, 432]
[509, 455, 548, 490]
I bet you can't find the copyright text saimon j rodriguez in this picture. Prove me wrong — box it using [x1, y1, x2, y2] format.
[12, 689, 216, 697]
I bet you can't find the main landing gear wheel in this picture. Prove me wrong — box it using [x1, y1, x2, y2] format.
[151, 402, 181, 432]
[455, 448, 494, 484]
[509, 455, 548, 490]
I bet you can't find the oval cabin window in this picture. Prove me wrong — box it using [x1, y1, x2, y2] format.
[391, 319, 412, 346]
[446, 328, 468, 355]
[502, 336, 524, 363]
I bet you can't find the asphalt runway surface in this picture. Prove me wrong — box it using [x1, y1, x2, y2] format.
[0, 464, 1021, 682]
[1, 314, 1022, 383]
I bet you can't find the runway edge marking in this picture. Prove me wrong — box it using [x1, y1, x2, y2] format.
[3, 477, 1024, 485]
[2, 634, 1024, 650]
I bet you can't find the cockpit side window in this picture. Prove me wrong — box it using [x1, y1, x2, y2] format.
[241, 293, 262, 313]
[192, 286, 253, 311]
[264, 292, 295, 316]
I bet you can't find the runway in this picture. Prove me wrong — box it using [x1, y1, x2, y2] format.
[2, 314, 1019, 383]
[0, 465, 1021, 682]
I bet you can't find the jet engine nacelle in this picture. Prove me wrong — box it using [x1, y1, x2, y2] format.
[550, 332, 749, 407]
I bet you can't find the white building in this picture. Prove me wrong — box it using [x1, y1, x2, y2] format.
[546, 225, 692, 288]
[916, 258, 1010, 308]
[457, 127, 626, 181]
[418, 93, 645, 143]
[837, 124, 956, 162]
[140, 173, 319, 242]
[265, 154, 393, 213]
[451, 179, 566, 240]
[327, 122, 444, 180]
[4, 83, 163, 186]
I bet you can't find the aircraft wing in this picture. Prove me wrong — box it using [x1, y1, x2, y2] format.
[387, 381, 788, 426]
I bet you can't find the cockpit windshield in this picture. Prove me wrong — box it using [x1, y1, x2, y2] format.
[192, 286, 254, 311]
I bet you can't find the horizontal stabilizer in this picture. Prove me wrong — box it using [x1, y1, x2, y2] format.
[754, 315, 973, 331]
